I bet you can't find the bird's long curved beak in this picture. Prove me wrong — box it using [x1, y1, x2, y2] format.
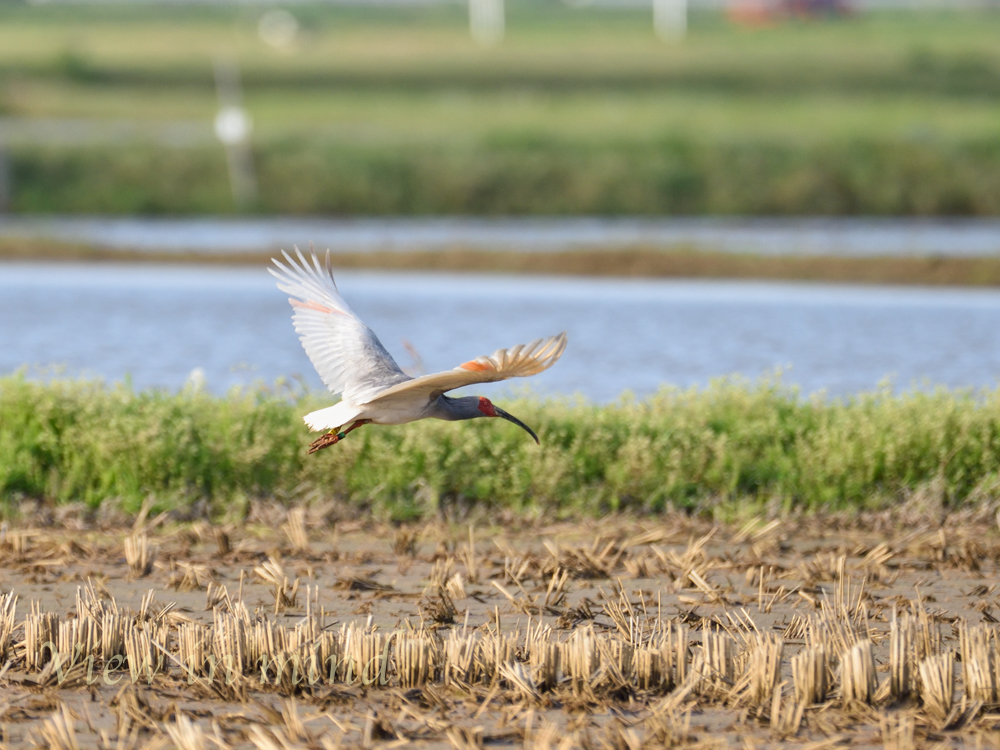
[494, 406, 540, 445]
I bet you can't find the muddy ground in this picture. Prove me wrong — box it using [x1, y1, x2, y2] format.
[3, 504, 1000, 749]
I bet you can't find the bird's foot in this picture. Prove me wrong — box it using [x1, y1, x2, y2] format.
[308, 431, 347, 454]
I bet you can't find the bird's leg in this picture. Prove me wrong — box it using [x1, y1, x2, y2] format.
[307, 420, 372, 455]
[342, 419, 371, 436]
[307, 432, 341, 454]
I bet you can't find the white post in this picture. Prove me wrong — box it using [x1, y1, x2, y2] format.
[213, 58, 257, 211]
[654, 0, 687, 41]
[0, 142, 9, 213]
[469, 0, 504, 46]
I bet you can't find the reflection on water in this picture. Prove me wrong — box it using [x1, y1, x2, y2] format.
[2, 263, 999, 401]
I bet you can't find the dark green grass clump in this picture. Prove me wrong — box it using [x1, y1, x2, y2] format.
[9, 138, 1000, 216]
[3, 374, 1000, 519]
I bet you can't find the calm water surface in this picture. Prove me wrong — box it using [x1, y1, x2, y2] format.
[3, 216, 1000, 256]
[2, 263, 999, 401]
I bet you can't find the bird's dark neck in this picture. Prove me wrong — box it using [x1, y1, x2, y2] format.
[432, 394, 483, 421]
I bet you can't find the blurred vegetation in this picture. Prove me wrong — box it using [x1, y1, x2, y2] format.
[3, 374, 1000, 520]
[1, 3, 999, 214]
[10, 139, 1000, 215]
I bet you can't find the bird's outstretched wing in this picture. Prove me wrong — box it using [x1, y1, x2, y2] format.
[369, 332, 567, 404]
[269, 249, 410, 404]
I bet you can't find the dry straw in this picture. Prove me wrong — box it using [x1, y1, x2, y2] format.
[770, 680, 805, 739]
[598, 721, 643, 750]
[391, 527, 419, 557]
[343, 621, 385, 685]
[212, 603, 251, 676]
[24, 603, 58, 671]
[58, 617, 98, 666]
[0, 591, 17, 661]
[524, 720, 569, 750]
[281, 508, 309, 553]
[911, 596, 942, 663]
[458, 526, 480, 585]
[880, 712, 916, 750]
[632, 646, 662, 691]
[177, 622, 210, 678]
[480, 629, 517, 682]
[254, 557, 299, 613]
[124, 533, 156, 578]
[696, 627, 735, 695]
[530, 640, 561, 691]
[890, 610, 917, 699]
[747, 633, 784, 706]
[163, 714, 206, 750]
[499, 660, 540, 701]
[596, 636, 633, 692]
[396, 631, 437, 688]
[917, 651, 954, 724]
[563, 625, 599, 689]
[791, 645, 828, 706]
[445, 628, 478, 687]
[36, 703, 79, 750]
[645, 707, 692, 747]
[805, 607, 864, 667]
[102, 611, 126, 663]
[660, 621, 688, 690]
[958, 621, 997, 705]
[421, 586, 457, 625]
[2, 527, 34, 556]
[123, 622, 168, 684]
[841, 639, 877, 705]
[543, 568, 569, 609]
[446, 725, 485, 750]
[214, 526, 232, 556]
[445, 573, 467, 601]
[9, 519, 1000, 746]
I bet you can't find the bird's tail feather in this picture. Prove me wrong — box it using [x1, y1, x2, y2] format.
[303, 402, 363, 432]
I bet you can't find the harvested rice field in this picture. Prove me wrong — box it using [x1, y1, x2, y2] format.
[4, 504, 1000, 749]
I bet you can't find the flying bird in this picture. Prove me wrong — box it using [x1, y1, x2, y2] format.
[270, 250, 567, 454]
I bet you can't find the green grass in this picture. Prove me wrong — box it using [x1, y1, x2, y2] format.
[3, 374, 1000, 521]
[2, 3, 999, 215]
[2, 3, 999, 96]
[11, 138, 1000, 215]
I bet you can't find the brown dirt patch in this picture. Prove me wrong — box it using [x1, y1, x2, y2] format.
[2, 507, 1000, 748]
[6, 237, 1000, 287]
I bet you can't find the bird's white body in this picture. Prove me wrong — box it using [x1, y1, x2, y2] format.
[304, 394, 436, 431]
[270, 249, 567, 450]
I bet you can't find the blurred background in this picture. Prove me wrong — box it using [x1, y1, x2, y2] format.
[1, 0, 999, 216]
[1, 0, 1000, 398]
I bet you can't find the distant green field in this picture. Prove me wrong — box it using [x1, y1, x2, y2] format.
[1, 3, 999, 214]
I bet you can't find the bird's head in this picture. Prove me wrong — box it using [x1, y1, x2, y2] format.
[475, 396, 539, 445]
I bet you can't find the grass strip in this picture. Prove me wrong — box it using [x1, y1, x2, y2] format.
[2, 6, 999, 98]
[7, 138, 1000, 216]
[2, 374, 999, 519]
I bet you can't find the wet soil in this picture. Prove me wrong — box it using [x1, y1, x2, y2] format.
[2, 507, 1000, 749]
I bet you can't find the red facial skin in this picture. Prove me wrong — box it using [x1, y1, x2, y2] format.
[477, 396, 497, 417]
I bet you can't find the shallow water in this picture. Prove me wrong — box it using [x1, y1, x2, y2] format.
[3, 215, 1000, 256]
[2, 262, 1000, 401]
